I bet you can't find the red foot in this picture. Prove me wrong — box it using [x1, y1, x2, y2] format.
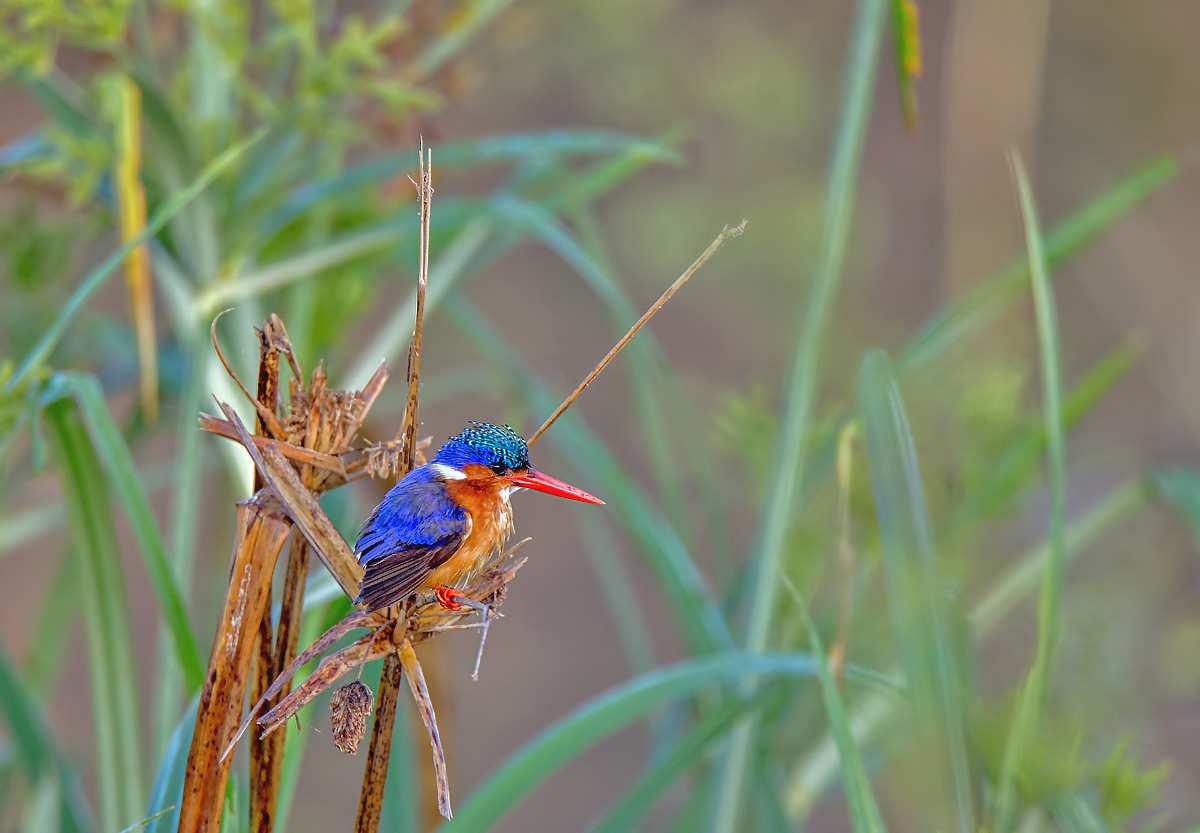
[433, 586, 467, 611]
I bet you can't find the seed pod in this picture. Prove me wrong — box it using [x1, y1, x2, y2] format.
[330, 680, 375, 754]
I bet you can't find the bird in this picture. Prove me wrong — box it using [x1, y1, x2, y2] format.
[354, 421, 604, 614]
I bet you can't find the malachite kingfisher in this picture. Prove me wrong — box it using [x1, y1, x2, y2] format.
[354, 422, 604, 614]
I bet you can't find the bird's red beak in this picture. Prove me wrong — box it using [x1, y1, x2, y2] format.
[506, 469, 605, 505]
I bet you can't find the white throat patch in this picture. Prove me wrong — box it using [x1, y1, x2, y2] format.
[431, 463, 467, 480]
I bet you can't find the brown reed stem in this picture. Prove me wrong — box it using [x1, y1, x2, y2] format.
[527, 220, 746, 447]
[356, 143, 435, 833]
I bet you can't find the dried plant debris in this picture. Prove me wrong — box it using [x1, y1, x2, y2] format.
[331, 681, 376, 754]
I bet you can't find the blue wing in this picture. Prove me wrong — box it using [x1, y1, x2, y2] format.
[354, 465, 469, 611]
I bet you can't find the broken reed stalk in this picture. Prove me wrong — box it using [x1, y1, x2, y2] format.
[178, 503, 292, 833]
[356, 143, 437, 832]
[250, 322, 285, 832]
[527, 220, 747, 447]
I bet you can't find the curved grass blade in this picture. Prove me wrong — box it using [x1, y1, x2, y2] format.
[952, 337, 1141, 529]
[715, 0, 889, 826]
[142, 696, 198, 833]
[782, 575, 886, 833]
[1149, 467, 1200, 550]
[440, 654, 822, 833]
[4, 131, 262, 396]
[992, 152, 1070, 833]
[43, 399, 143, 833]
[589, 686, 776, 833]
[43, 372, 204, 692]
[896, 155, 1176, 377]
[857, 349, 975, 831]
[786, 478, 1148, 819]
[262, 131, 677, 239]
[0, 640, 94, 833]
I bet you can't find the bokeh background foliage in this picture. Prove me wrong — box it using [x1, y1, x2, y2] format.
[1, 0, 1198, 831]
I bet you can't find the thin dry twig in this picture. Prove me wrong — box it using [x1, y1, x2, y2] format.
[528, 220, 747, 446]
[357, 141, 437, 831]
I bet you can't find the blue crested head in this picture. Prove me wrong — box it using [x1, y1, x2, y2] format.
[434, 422, 530, 474]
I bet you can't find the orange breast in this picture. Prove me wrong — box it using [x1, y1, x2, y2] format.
[425, 478, 514, 590]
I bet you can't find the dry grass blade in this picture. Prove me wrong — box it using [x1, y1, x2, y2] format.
[217, 400, 362, 596]
[197, 415, 347, 474]
[210, 311, 287, 440]
[399, 638, 452, 820]
[528, 220, 746, 446]
[257, 629, 396, 739]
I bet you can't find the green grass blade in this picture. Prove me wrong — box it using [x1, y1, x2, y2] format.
[440, 654, 822, 833]
[783, 576, 886, 833]
[43, 399, 143, 832]
[785, 479, 1148, 820]
[954, 337, 1142, 527]
[895, 155, 1176, 376]
[857, 349, 975, 831]
[45, 373, 204, 692]
[196, 219, 413, 312]
[1149, 467, 1200, 550]
[0, 640, 94, 833]
[25, 554, 78, 697]
[445, 294, 733, 653]
[715, 0, 888, 826]
[143, 696, 198, 833]
[413, 0, 510, 77]
[260, 130, 677, 239]
[589, 690, 772, 833]
[992, 154, 1070, 832]
[4, 131, 261, 395]
[346, 219, 492, 387]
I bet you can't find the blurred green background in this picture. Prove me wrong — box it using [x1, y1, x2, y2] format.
[1, 1, 1198, 831]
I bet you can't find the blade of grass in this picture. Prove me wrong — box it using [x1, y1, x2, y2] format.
[439, 654, 824, 833]
[857, 350, 975, 831]
[44, 372, 204, 692]
[143, 697, 198, 833]
[1148, 467, 1200, 549]
[895, 155, 1176, 377]
[788, 476, 1144, 817]
[714, 0, 888, 826]
[261, 131, 678, 241]
[196, 219, 414, 313]
[0, 639, 94, 833]
[412, 0, 510, 77]
[346, 219, 492, 387]
[589, 688, 777, 833]
[24, 553, 78, 696]
[992, 153, 1069, 833]
[781, 577, 886, 833]
[952, 337, 1141, 528]
[43, 398, 143, 833]
[154, 331, 208, 757]
[4, 130, 261, 396]
[785, 478, 1148, 819]
[114, 73, 159, 424]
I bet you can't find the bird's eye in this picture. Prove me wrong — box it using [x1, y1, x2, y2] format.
[490, 462, 507, 475]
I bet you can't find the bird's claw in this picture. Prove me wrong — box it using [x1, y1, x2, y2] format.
[431, 586, 495, 680]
